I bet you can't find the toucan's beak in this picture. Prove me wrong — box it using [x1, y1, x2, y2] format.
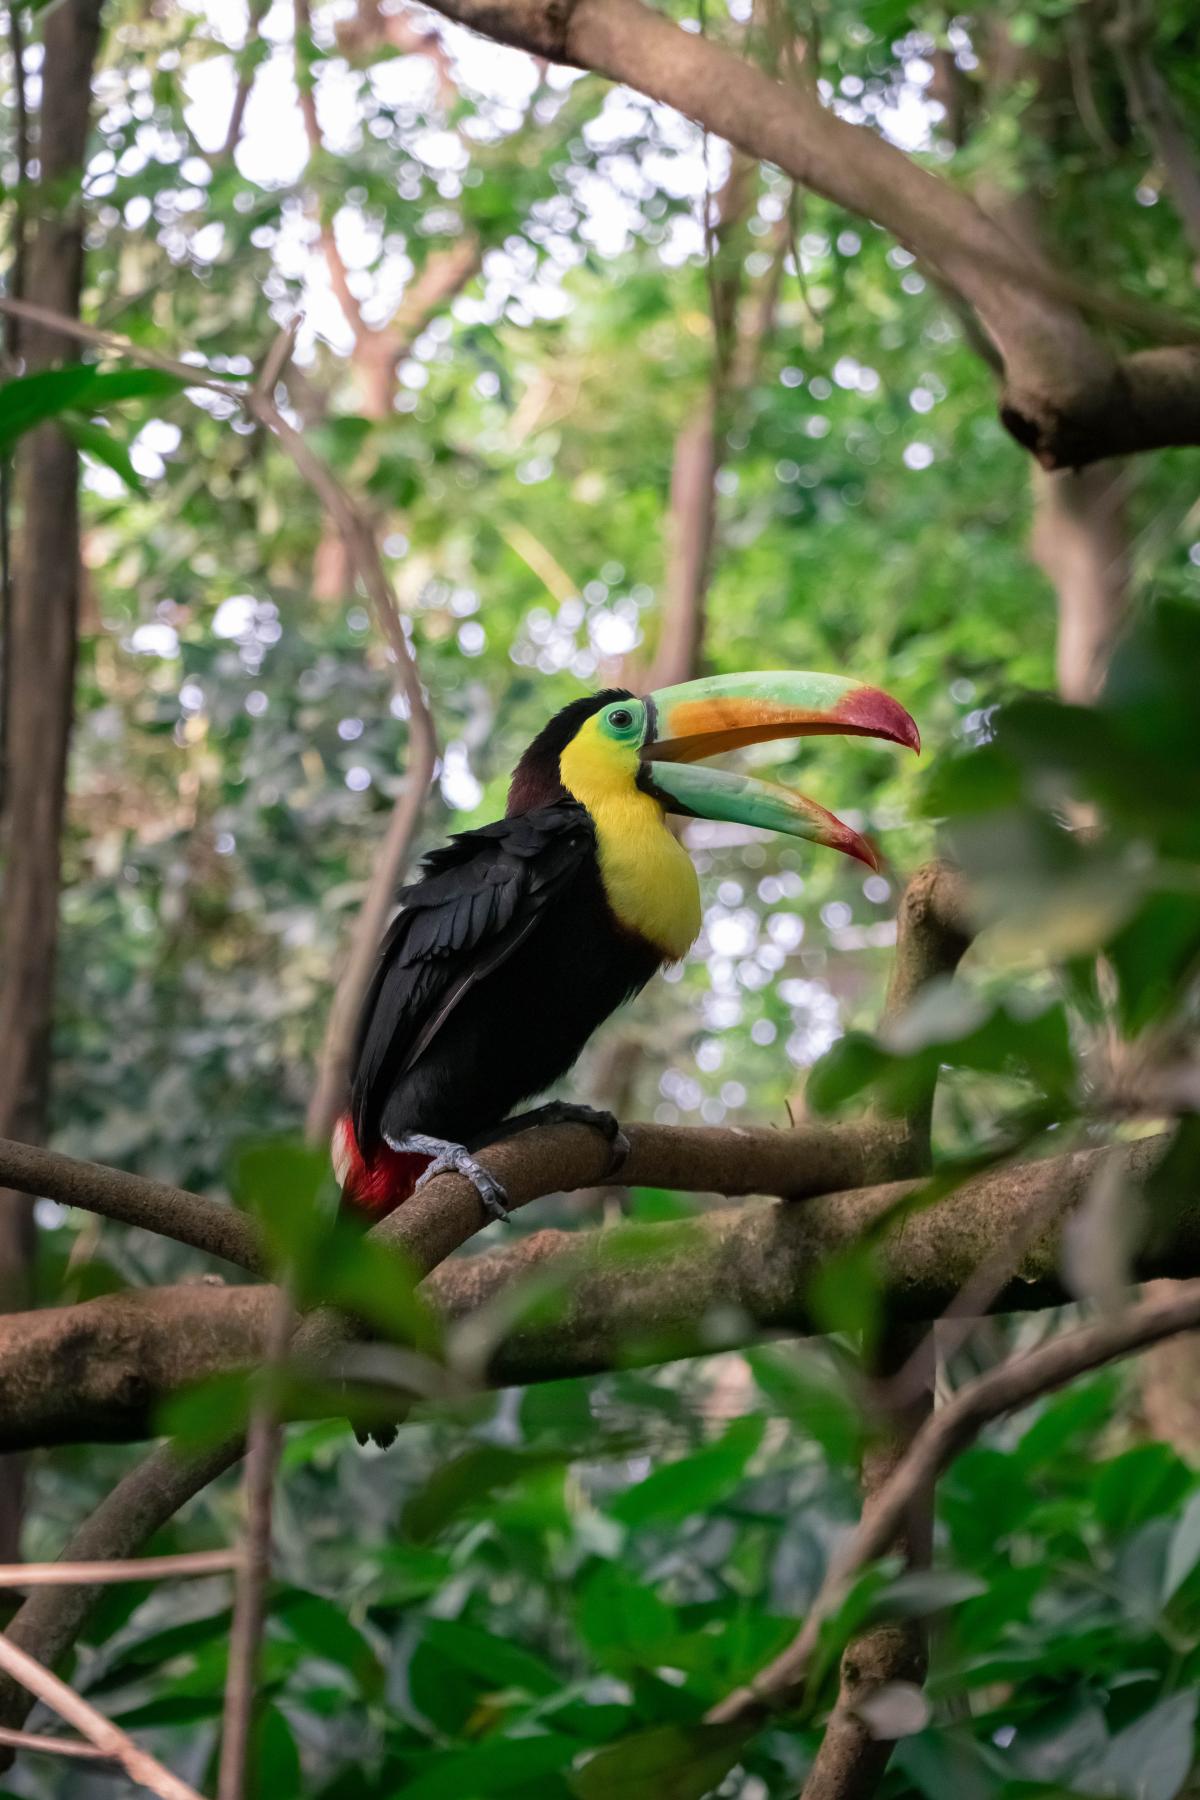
[639, 671, 919, 870]
[643, 671, 920, 761]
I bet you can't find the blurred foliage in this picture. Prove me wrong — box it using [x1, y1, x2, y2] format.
[5, 0, 1200, 1791]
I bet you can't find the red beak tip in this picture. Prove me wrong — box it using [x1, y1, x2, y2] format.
[835, 687, 921, 756]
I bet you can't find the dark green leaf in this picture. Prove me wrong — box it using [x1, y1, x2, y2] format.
[570, 1722, 752, 1800]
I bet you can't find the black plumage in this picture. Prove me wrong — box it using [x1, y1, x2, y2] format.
[349, 800, 659, 1165]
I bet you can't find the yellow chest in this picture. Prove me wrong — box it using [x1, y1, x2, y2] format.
[588, 792, 701, 962]
[558, 721, 701, 961]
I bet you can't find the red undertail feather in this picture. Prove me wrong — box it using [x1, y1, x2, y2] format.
[332, 1113, 431, 1219]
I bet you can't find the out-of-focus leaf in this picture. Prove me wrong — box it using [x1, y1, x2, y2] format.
[808, 985, 1074, 1118]
[1162, 1489, 1200, 1604]
[746, 1345, 862, 1466]
[853, 1679, 931, 1739]
[570, 1722, 752, 1800]
[231, 1137, 332, 1284]
[402, 1444, 565, 1543]
[157, 1370, 253, 1447]
[1076, 1690, 1198, 1800]
[1091, 1444, 1190, 1537]
[576, 1564, 678, 1673]
[806, 1242, 881, 1351]
[277, 1589, 385, 1699]
[399, 1733, 580, 1799]
[65, 417, 148, 491]
[892, 1725, 1009, 1800]
[607, 1415, 765, 1527]
[418, 1617, 560, 1697]
[108, 1693, 224, 1727]
[873, 1569, 987, 1621]
[254, 1703, 302, 1792]
[0, 363, 190, 451]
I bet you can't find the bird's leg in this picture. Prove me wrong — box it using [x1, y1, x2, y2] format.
[469, 1101, 630, 1177]
[383, 1131, 511, 1222]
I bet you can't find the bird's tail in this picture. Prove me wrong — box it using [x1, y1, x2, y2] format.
[332, 1113, 431, 1220]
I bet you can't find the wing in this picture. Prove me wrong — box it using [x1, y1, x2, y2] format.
[349, 801, 595, 1151]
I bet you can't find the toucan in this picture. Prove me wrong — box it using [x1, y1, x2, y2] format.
[334, 671, 919, 1220]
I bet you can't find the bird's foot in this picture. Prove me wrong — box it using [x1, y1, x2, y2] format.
[384, 1131, 511, 1222]
[489, 1101, 630, 1177]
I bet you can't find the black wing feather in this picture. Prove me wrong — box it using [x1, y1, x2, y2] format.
[350, 801, 594, 1151]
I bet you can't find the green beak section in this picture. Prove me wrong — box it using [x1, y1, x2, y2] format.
[644, 762, 880, 871]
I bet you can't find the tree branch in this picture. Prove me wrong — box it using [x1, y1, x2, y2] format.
[0, 1137, 265, 1273]
[793, 865, 970, 1800]
[0, 1551, 239, 1586]
[0, 1723, 114, 1762]
[414, 0, 1200, 469]
[0, 1629, 203, 1800]
[219, 0, 270, 161]
[0, 296, 444, 1154]
[1, 1132, 1186, 1450]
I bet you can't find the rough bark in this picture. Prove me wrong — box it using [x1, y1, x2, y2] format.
[0, 0, 104, 1563]
[799, 1331, 931, 1800]
[0, 1131, 1186, 1448]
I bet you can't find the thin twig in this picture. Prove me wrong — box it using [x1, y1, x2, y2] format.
[0, 1550, 240, 1586]
[0, 294, 442, 1151]
[220, 0, 270, 161]
[216, 1292, 292, 1800]
[0, 1630, 203, 1800]
[0, 1722, 112, 1759]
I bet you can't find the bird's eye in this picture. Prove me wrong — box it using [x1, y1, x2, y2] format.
[608, 708, 633, 729]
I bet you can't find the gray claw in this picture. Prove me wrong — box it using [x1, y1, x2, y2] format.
[414, 1149, 510, 1221]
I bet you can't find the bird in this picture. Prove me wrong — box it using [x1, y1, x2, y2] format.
[333, 670, 919, 1222]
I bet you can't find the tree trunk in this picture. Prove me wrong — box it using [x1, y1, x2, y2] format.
[0, 0, 104, 1562]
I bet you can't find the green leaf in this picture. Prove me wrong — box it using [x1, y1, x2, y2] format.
[0, 364, 100, 448]
[418, 1617, 560, 1697]
[254, 1704, 302, 1792]
[108, 1693, 223, 1728]
[277, 1589, 385, 1699]
[0, 363, 189, 453]
[892, 1726, 1008, 1800]
[570, 1722, 752, 1800]
[400, 1734, 581, 1799]
[746, 1345, 861, 1466]
[402, 1444, 565, 1543]
[607, 1416, 765, 1528]
[576, 1565, 678, 1673]
[874, 1569, 987, 1620]
[66, 417, 147, 492]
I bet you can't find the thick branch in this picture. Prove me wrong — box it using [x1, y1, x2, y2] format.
[416, 0, 1200, 468]
[0, 1138, 265, 1273]
[1, 1133, 1186, 1449]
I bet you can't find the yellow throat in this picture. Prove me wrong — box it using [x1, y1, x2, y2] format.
[559, 714, 701, 962]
